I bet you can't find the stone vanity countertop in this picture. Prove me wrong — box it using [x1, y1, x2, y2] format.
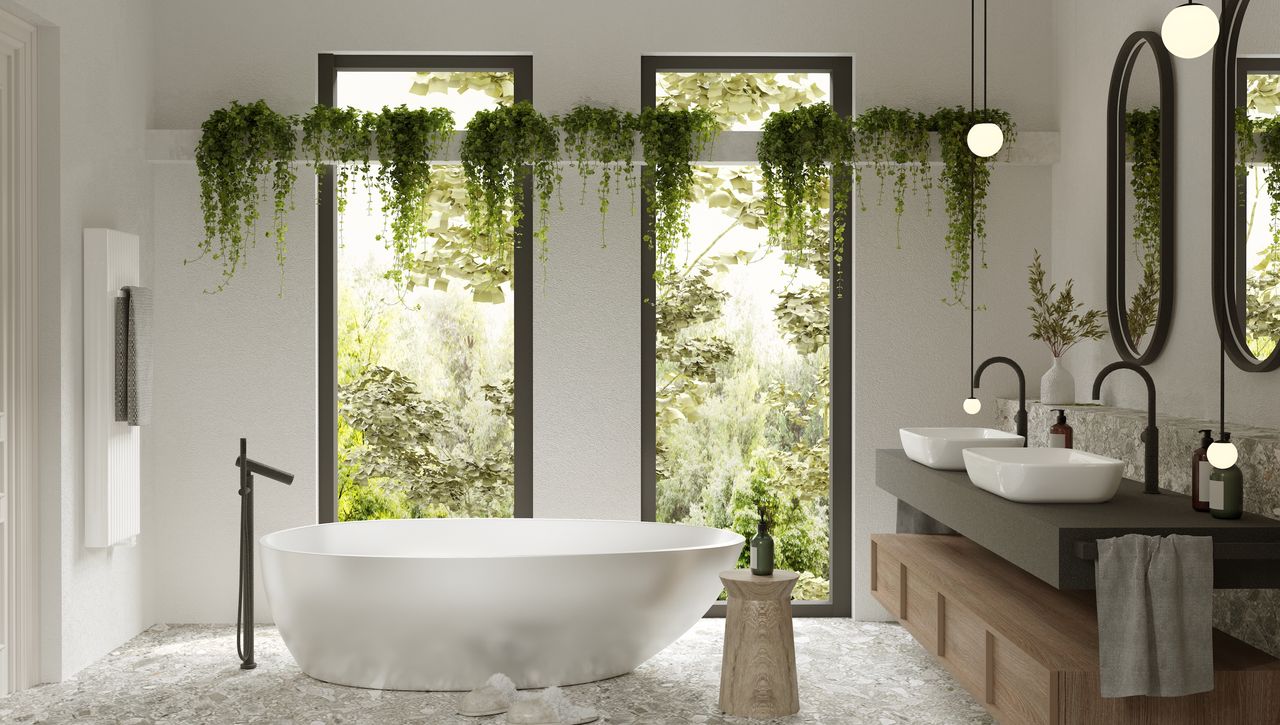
[876, 448, 1280, 591]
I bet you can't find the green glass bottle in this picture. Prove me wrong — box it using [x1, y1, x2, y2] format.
[750, 510, 774, 576]
[1209, 453, 1244, 521]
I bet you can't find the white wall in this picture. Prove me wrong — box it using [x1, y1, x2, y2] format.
[1053, 0, 1280, 430]
[18, 0, 157, 680]
[143, 0, 1057, 623]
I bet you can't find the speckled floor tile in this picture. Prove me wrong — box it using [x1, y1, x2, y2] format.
[0, 621, 990, 725]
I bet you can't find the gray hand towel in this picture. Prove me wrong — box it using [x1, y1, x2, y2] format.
[113, 286, 153, 426]
[1095, 533, 1213, 698]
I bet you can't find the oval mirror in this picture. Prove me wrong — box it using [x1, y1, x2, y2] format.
[1214, 0, 1280, 370]
[1107, 32, 1175, 364]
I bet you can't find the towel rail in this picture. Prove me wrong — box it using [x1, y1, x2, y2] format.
[1074, 541, 1280, 561]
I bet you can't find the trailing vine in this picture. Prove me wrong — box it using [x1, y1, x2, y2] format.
[193, 100, 298, 292]
[461, 101, 561, 263]
[930, 106, 1016, 306]
[853, 107, 932, 241]
[300, 105, 372, 220]
[639, 104, 720, 283]
[557, 105, 639, 245]
[756, 103, 854, 296]
[369, 105, 454, 286]
[1124, 108, 1161, 344]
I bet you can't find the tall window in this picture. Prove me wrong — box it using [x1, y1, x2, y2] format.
[318, 56, 533, 522]
[641, 58, 851, 615]
[1238, 59, 1280, 360]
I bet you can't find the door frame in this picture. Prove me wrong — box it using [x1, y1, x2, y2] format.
[0, 7, 39, 693]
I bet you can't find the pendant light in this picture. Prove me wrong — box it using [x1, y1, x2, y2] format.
[963, 0, 984, 415]
[1161, 1, 1220, 60]
[1208, 344, 1240, 468]
[967, 0, 1003, 158]
[963, 181, 981, 415]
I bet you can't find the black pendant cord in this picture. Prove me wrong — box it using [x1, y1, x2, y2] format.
[983, 0, 989, 111]
[970, 0, 976, 112]
[968, 0, 976, 397]
[1219, 341, 1227, 438]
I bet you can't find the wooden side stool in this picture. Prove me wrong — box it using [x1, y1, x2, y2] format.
[718, 569, 800, 718]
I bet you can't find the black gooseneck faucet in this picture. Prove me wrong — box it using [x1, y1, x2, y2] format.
[1091, 361, 1159, 495]
[236, 438, 294, 670]
[973, 356, 1027, 445]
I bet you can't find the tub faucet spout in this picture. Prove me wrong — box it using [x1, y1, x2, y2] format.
[973, 356, 1027, 445]
[1092, 361, 1159, 495]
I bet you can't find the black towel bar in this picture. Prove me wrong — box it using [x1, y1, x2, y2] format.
[1074, 540, 1280, 561]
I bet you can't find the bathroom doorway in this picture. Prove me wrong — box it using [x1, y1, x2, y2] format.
[0, 7, 39, 694]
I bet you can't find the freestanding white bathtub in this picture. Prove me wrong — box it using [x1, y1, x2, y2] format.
[260, 518, 743, 691]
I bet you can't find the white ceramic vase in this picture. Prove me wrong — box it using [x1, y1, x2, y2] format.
[1040, 356, 1075, 405]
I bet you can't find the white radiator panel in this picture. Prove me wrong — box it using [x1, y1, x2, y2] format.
[83, 228, 141, 548]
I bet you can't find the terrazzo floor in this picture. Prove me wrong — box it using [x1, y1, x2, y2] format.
[1, 620, 991, 725]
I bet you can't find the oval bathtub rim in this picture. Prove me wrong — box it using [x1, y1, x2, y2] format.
[259, 517, 747, 561]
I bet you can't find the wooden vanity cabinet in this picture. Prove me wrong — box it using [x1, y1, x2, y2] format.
[871, 533, 1280, 725]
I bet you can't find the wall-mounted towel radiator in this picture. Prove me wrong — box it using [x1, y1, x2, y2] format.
[83, 228, 141, 548]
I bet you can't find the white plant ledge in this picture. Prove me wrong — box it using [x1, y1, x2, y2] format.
[146, 129, 1060, 166]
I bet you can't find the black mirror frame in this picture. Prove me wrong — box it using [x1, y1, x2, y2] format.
[1107, 31, 1176, 365]
[1212, 0, 1280, 371]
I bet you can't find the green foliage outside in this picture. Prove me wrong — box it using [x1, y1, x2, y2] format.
[333, 72, 836, 603]
[655, 164, 832, 600]
[337, 73, 516, 521]
[1239, 75, 1280, 358]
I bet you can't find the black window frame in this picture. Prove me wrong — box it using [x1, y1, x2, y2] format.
[317, 53, 534, 523]
[640, 55, 853, 617]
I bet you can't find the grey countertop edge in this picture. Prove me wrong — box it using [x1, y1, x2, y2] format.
[876, 448, 1280, 590]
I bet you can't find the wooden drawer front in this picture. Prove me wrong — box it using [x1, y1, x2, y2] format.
[872, 541, 904, 618]
[990, 632, 1051, 725]
[902, 565, 940, 655]
[941, 595, 987, 698]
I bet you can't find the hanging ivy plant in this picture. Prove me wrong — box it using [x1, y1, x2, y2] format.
[461, 101, 561, 262]
[370, 105, 454, 286]
[300, 105, 373, 219]
[756, 103, 854, 296]
[853, 106, 932, 241]
[557, 105, 639, 245]
[639, 104, 720, 282]
[1124, 108, 1161, 344]
[193, 99, 298, 292]
[929, 106, 1016, 306]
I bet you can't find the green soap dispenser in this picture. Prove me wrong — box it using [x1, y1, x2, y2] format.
[750, 507, 775, 576]
[1209, 432, 1244, 520]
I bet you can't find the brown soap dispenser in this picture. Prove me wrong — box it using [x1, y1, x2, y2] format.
[1191, 429, 1214, 512]
[1049, 409, 1073, 449]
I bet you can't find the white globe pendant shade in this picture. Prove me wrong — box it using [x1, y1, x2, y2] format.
[966, 122, 1004, 158]
[1207, 440, 1239, 469]
[963, 397, 983, 415]
[1161, 2, 1220, 59]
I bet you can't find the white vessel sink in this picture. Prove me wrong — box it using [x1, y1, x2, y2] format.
[962, 448, 1124, 503]
[899, 427, 1025, 470]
